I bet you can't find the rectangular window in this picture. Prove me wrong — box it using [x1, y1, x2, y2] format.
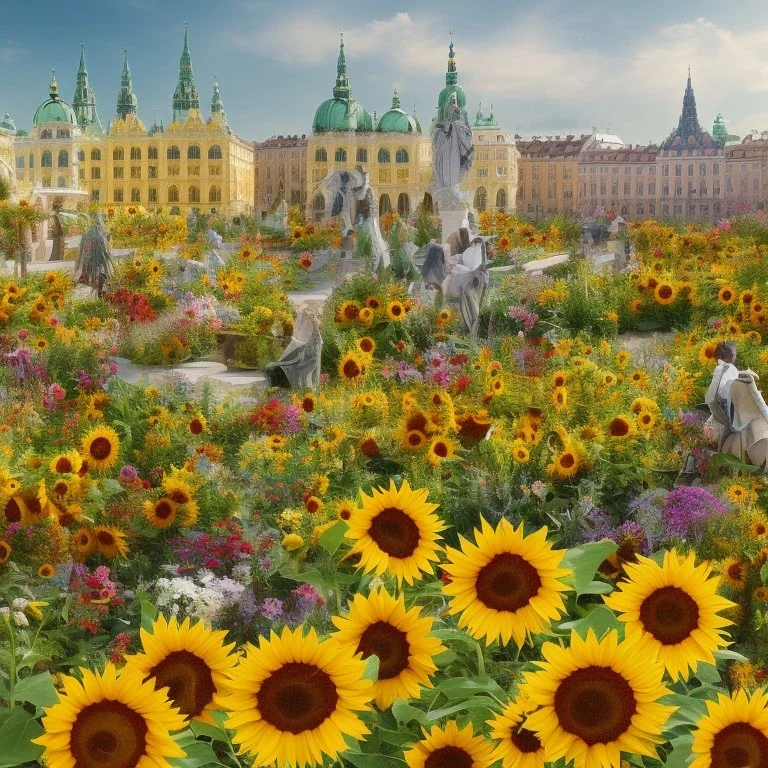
[148, 188, 158, 203]
[675, 165, 681, 177]
[113, 167, 124, 179]
[663, 204, 669, 215]
[379, 169, 391, 184]
[649, 201, 656, 215]
[130, 167, 141, 179]
[548, 187, 555, 199]
[741, 163, 748, 172]
[590, 183, 596, 195]
[714, 182, 720, 195]
[91, 190, 99, 202]
[589, 166, 596, 174]
[649, 166, 655, 176]
[612, 182, 618, 195]
[726, 163, 733, 173]
[563, 168, 572, 180]
[713, 163, 719, 175]
[548, 166, 556, 180]
[477, 167, 489, 178]
[624, 166, 631, 174]
[688, 164, 694, 176]
[91, 167, 101, 180]
[532, 167, 540, 180]
[113, 189, 123, 203]
[649, 182, 655, 195]
[612, 166, 619, 174]
[662, 164, 669, 177]
[396, 169, 409, 182]
[564, 190, 572, 198]
[754, 162, 760, 170]
[624, 182, 630, 195]
[636, 166, 642, 175]
[600, 182, 606, 195]
[496, 166, 506, 177]
[148, 166, 158, 178]
[637, 183, 643, 196]
[700, 163, 706, 175]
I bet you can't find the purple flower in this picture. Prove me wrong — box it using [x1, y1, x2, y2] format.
[260, 597, 284, 621]
[119, 465, 138, 483]
[507, 306, 540, 332]
[661, 486, 727, 541]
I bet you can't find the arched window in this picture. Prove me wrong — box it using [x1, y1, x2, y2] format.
[91, 190, 100, 203]
[148, 188, 158, 203]
[130, 147, 141, 161]
[29, 154, 34, 168]
[167, 185, 179, 203]
[473, 186, 487, 211]
[378, 147, 390, 163]
[41, 151, 52, 168]
[209, 185, 222, 203]
[113, 189, 123, 202]
[77, 150, 85, 162]
[113, 147, 124, 161]
[16, 156, 24, 169]
[187, 145, 201, 160]
[167, 145, 180, 160]
[131, 188, 141, 202]
[189, 185, 200, 203]
[208, 145, 222, 160]
[662, 185, 669, 197]
[57, 150, 69, 168]
[148, 146, 158, 160]
[334, 147, 347, 163]
[40, 129, 52, 140]
[700, 180, 708, 196]
[496, 188, 507, 210]
[356, 148, 368, 163]
[395, 147, 409, 164]
[621, 204, 629, 216]
[315, 148, 327, 163]
[57, 129, 69, 139]
[379, 194, 392, 215]
[421, 192, 433, 213]
[91, 149, 101, 161]
[397, 192, 410, 216]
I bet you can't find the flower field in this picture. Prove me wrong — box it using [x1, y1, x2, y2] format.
[4, 211, 768, 768]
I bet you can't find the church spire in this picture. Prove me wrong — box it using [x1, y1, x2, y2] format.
[172, 21, 200, 122]
[332, 31, 351, 100]
[116, 50, 138, 120]
[391, 86, 400, 110]
[677, 69, 702, 139]
[73, 42, 103, 132]
[446, 28, 458, 87]
[49, 68, 59, 100]
[210, 74, 229, 128]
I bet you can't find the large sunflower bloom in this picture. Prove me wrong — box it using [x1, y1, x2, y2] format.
[33, 663, 186, 768]
[345, 479, 444, 585]
[604, 550, 735, 681]
[442, 518, 571, 647]
[488, 698, 546, 768]
[404, 721, 494, 768]
[126, 614, 237, 724]
[218, 626, 373, 768]
[691, 688, 768, 768]
[524, 629, 673, 768]
[332, 588, 445, 709]
[80, 425, 121, 471]
[142, 497, 178, 529]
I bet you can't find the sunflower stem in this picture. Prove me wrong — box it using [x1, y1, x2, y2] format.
[475, 641, 485, 677]
[3, 615, 16, 707]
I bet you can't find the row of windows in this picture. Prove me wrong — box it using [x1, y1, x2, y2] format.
[39, 129, 71, 140]
[314, 147, 410, 164]
[99, 185, 223, 204]
[16, 145, 225, 168]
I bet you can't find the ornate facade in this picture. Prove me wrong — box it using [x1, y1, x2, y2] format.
[253, 135, 308, 217]
[8, 27, 253, 215]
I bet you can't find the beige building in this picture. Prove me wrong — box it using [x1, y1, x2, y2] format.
[8, 30, 254, 216]
[254, 135, 308, 217]
[725, 135, 768, 214]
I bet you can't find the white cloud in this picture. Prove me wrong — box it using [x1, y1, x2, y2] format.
[0, 41, 24, 63]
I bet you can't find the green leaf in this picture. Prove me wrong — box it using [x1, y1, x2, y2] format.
[562, 541, 617, 595]
[714, 649, 749, 662]
[578, 580, 614, 595]
[694, 663, 722, 685]
[663, 735, 694, 768]
[319, 520, 348, 554]
[141, 599, 158, 632]
[169, 739, 223, 768]
[558, 605, 620, 639]
[278, 568, 331, 597]
[391, 699, 428, 726]
[364, 654, 380, 682]
[101, 478, 126, 498]
[433, 676, 507, 701]
[13, 671, 59, 707]
[344, 753, 406, 768]
[426, 697, 498, 722]
[432, 629, 484, 650]
[0, 708, 44, 768]
[189, 720, 230, 742]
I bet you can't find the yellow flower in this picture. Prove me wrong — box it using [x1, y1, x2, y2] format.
[282, 533, 304, 551]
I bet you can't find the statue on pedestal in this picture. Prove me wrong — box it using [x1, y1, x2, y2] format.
[432, 92, 474, 208]
[49, 202, 65, 262]
[74, 212, 112, 296]
[264, 307, 323, 391]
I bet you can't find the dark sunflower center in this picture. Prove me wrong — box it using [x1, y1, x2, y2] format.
[4, 498, 22, 523]
[368, 507, 421, 559]
[511, 726, 542, 754]
[424, 746, 473, 768]
[560, 453, 575, 469]
[54, 481, 69, 496]
[361, 438, 380, 458]
[728, 564, 744, 581]
[70, 701, 148, 768]
[0, 543, 10, 560]
[475, 553, 542, 612]
[155, 501, 175, 521]
[361, 340, 373, 352]
[391, 305, 402, 316]
[407, 414, 428, 432]
[169, 490, 190, 504]
[610, 419, 629, 437]
[190, 419, 203, 435]
[343, 360, 361, 378]
[90, 437, 112, 461]
[26, 497, 42, 518]
[433, 442, 449, 458]
[357, 621, 410, 680]
[658, 286, 673, 299]
[711, 722, 768, 768]
[639, 586, 700, 645]
[149, 650, 216, 718]
[257, 662, 338, 734]
[408, 432, 424, 447]
[56, 457, 73, 473]
[554, 666, 637, 745]
[97, 531, 115, 547]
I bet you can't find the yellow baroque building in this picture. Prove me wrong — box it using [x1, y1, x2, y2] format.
[10, 29, 253, 215]
[304, 34, 516, 222]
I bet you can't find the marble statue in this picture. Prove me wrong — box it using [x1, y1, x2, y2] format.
[431, 92, 474, 209]
[74, 212, 112, 296]
[721, 371, 768, 471]
[316, 168, 390, 271]
[49, 203, 65, 262]
[420, 244, 447, 288]
[704, 342, 739, 447]
[264, 307, 323, 391]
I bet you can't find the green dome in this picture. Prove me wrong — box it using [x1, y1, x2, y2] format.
[378, 89, 421, 133]
[313, 97, 373, 133]
[33, 72, 76, 126]
[0, 112, 15, 133]
[436, 40, 466, 121]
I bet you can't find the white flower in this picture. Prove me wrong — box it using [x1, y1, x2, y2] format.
[11, 598, 28, 611]
[0, 607, 10, 618]
[12, 611, 29, 627]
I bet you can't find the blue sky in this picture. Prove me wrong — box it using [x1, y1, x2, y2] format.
[3, 0, 768, 145]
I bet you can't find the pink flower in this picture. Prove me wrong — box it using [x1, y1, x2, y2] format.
[48, 383, 66, 400]
[713, 320, 723, 329]
[48, 317, 59, 326]
[17, 329, 28, 340]
[109, 362, 118, 374]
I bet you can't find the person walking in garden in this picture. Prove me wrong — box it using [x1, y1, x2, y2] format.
[705, 341, 739, 444]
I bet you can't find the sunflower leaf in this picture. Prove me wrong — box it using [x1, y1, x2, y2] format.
[425, 696, 498, 722]
[319, 520, 348, 554]
[12, 671, 58, 707]
[0, 708, 44, 768]
[363, 654, 380, 681]
[392, 699, 428, 725]
[561, 540, 618, 595]
[713, 648, 749, 662]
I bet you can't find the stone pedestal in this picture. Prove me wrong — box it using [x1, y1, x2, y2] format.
[439, 206, 470, 242]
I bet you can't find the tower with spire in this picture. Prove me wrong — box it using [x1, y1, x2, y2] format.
[333, 31, 351, 101]
[172, 22, 200, 123]
[436, 31, 467, 124]
[209, 75, 229, 129]
[73, 43, 103, 132]
[116, 51, 138, 120]
[660, 69, 715, 151]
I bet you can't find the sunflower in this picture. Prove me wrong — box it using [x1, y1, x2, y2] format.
[552, 386, 568, 410]
[33, 663, 186, 768]
[188, 415, 207, 435]
[426, 436, 458, 467]
[719, 285, 736, 305]
[357, 336, 376, 355]
[346, 479, 444, 585]
[3, 495, 26, 526]
[358, 307, 374, 324]
[305, 495, 323, 514]
[387, 300, 406, 321]
[338, 351, 366, 381]
[629, 368, 649, 388]
[524, 629, 673, 768]
[608, 415, 636, 438]
[94, 526, 128, 559]
[71, 527, 97, 560]
[722, 557, 747, 590]
[300, 393, 316, 413]
[49, 451, 83, 475]
[338, 300, 360, 323]
[630, 298, 644, 313]
[336, 499, 357, 522]
[752, 519, 768, 537]
[360, 434, 381, 458]
[490, 378, 505, 396]
[630, 397, 657, 414]
[726, 484, 749, 504]
[142, 497, 178, 529]
[0, 540, 10, 565]
[654, 282, 676, 305]
[403, 430, 427, 450]
[332, 589, 444, 709]
[404, 721, 494, 768]
[636, 409, 657, 431]
[552, 370, 567, 388]
[691, 688, 768, 768]
[699, 341, 718, 366]
[489, 698, 546, 768]
[162, 475, 195, 506]
[437, 308, 453, 326]
[126, 614, 237, 724]
[365, 296, 382, 310]
[80, 425, 121, 471]
[37, 563, 55, 578]
[442, 518, 571, 647]
[218, 626, 373, 768]
[615, 349, 632, 369]
[33, 337, 49, 351]
[512, 442, 530, 464]
[604, 550, 735, 681]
